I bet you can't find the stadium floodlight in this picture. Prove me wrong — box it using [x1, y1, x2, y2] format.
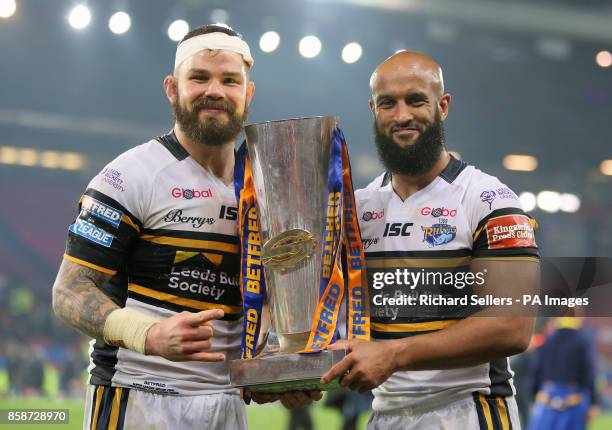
[40, 150, 61, 169]
[68, 4, 92, 30]
[168, 19, 189, 42]
[0, 0, 16, 19]
[518, 192, 537, 212]
[299, 35, 321, 59]
[109, 11, 131, 35]
[502, 154, 538, 172]
[536, 190, 561, 213]
[559, 193, 581, 213]
[210, 9, 229, 25]
[0, 146, 18, 164]
[601, 159, 612, 176]
[259, 31, 280, 53]
[596, 51, 612, 68]
[342, 42, 362, 64]
[61, 152, 85, 170]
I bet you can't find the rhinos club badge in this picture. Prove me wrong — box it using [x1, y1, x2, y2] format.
[422, 223, 457, 247]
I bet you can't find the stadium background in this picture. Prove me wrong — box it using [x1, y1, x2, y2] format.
[0, 0, 611, 428]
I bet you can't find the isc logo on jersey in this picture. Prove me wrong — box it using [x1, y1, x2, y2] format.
[81, 196, 123, 228]
[420, 207, 457, 218]
[69, 219, 114, 247]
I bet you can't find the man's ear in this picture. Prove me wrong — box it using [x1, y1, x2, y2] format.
[163, 75, 177, 104]
[439, 93, 452, 120]
[246, 80, 256, 107]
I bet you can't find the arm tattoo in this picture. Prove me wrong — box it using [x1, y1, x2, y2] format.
[52, 260, 119, 339]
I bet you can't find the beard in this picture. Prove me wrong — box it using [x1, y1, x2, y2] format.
[172, 92, 247, 146]
[374, 109, 445, 176]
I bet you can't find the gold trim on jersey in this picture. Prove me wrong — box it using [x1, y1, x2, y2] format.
[78, 195, 140, 233]
[139, 235, 238, 253]
[472, 256, 540, 263]
[121, 216, 140, 233]
[365, 256, 471, 269]
[63, 254, 117, 276]
[372, 319, 459, 333]
[128, 283, 242, 314]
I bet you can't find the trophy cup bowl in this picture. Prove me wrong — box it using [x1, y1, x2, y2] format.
[229, 117, 347, 392]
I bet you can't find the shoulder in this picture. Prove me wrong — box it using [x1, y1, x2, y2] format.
[461, 165, 522, 215]
[355, 172, 388, 204]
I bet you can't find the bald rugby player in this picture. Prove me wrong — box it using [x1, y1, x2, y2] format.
[322, 51, 540, 429]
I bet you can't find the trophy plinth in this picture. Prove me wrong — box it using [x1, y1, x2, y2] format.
[229, 349, 345, 393]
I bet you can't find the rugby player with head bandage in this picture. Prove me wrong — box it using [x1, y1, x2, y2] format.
[53, 24, 318, 430]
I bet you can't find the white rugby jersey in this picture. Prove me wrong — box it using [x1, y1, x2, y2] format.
[64, 131, 242, 395]
[355, 156, 539, 411]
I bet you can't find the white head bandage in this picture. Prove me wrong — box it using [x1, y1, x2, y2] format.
[174, 32, 254, 71]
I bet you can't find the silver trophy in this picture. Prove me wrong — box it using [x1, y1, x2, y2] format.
[229, 117, 346, 392]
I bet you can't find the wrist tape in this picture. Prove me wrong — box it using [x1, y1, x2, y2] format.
[103, 308, 160, 354]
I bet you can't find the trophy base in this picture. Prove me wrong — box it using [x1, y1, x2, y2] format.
[229, 349, 346, 393]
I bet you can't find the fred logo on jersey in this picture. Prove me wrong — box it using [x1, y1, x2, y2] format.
[486, 214, 536, 249]
[422, 223, 457, 247]
[81, 196, 123, 228]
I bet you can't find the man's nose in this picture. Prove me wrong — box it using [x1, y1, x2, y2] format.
[204, 79, 224, 99]
[394, 102, 414, 124]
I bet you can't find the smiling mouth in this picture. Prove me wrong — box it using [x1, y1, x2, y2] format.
[392, 127, 419, 135]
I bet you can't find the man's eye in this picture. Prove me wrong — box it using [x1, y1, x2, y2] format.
[224, 78, 239, 84]
[379, 100, 394, 107]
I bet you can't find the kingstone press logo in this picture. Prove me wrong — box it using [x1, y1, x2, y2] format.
[422, 223, 457, 247]
[362, 209, 384, 222]
[420, 206, 457, 218]
[171, 187, 214, 200]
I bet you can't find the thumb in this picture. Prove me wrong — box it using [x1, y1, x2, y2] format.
[328, 340, 349, 351]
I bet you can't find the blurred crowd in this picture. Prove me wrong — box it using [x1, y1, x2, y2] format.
[0, 274, 88, 398]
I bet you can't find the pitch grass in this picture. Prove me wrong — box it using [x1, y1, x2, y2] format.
[0, 397, 610, 429]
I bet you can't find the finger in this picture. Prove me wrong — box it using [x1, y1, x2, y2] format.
[182, 325, 214, 341]
[185, 309, 225, 327]
[320, 356, 353, 384]
[180, 339, 212, 354]
[327, 340, 349, 351]
[339, 366, 362, 388]
[183, 352, 225, 362]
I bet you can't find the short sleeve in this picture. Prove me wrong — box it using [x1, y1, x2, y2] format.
[468, 174, 539, 259]
[64, 151, 147, 274]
